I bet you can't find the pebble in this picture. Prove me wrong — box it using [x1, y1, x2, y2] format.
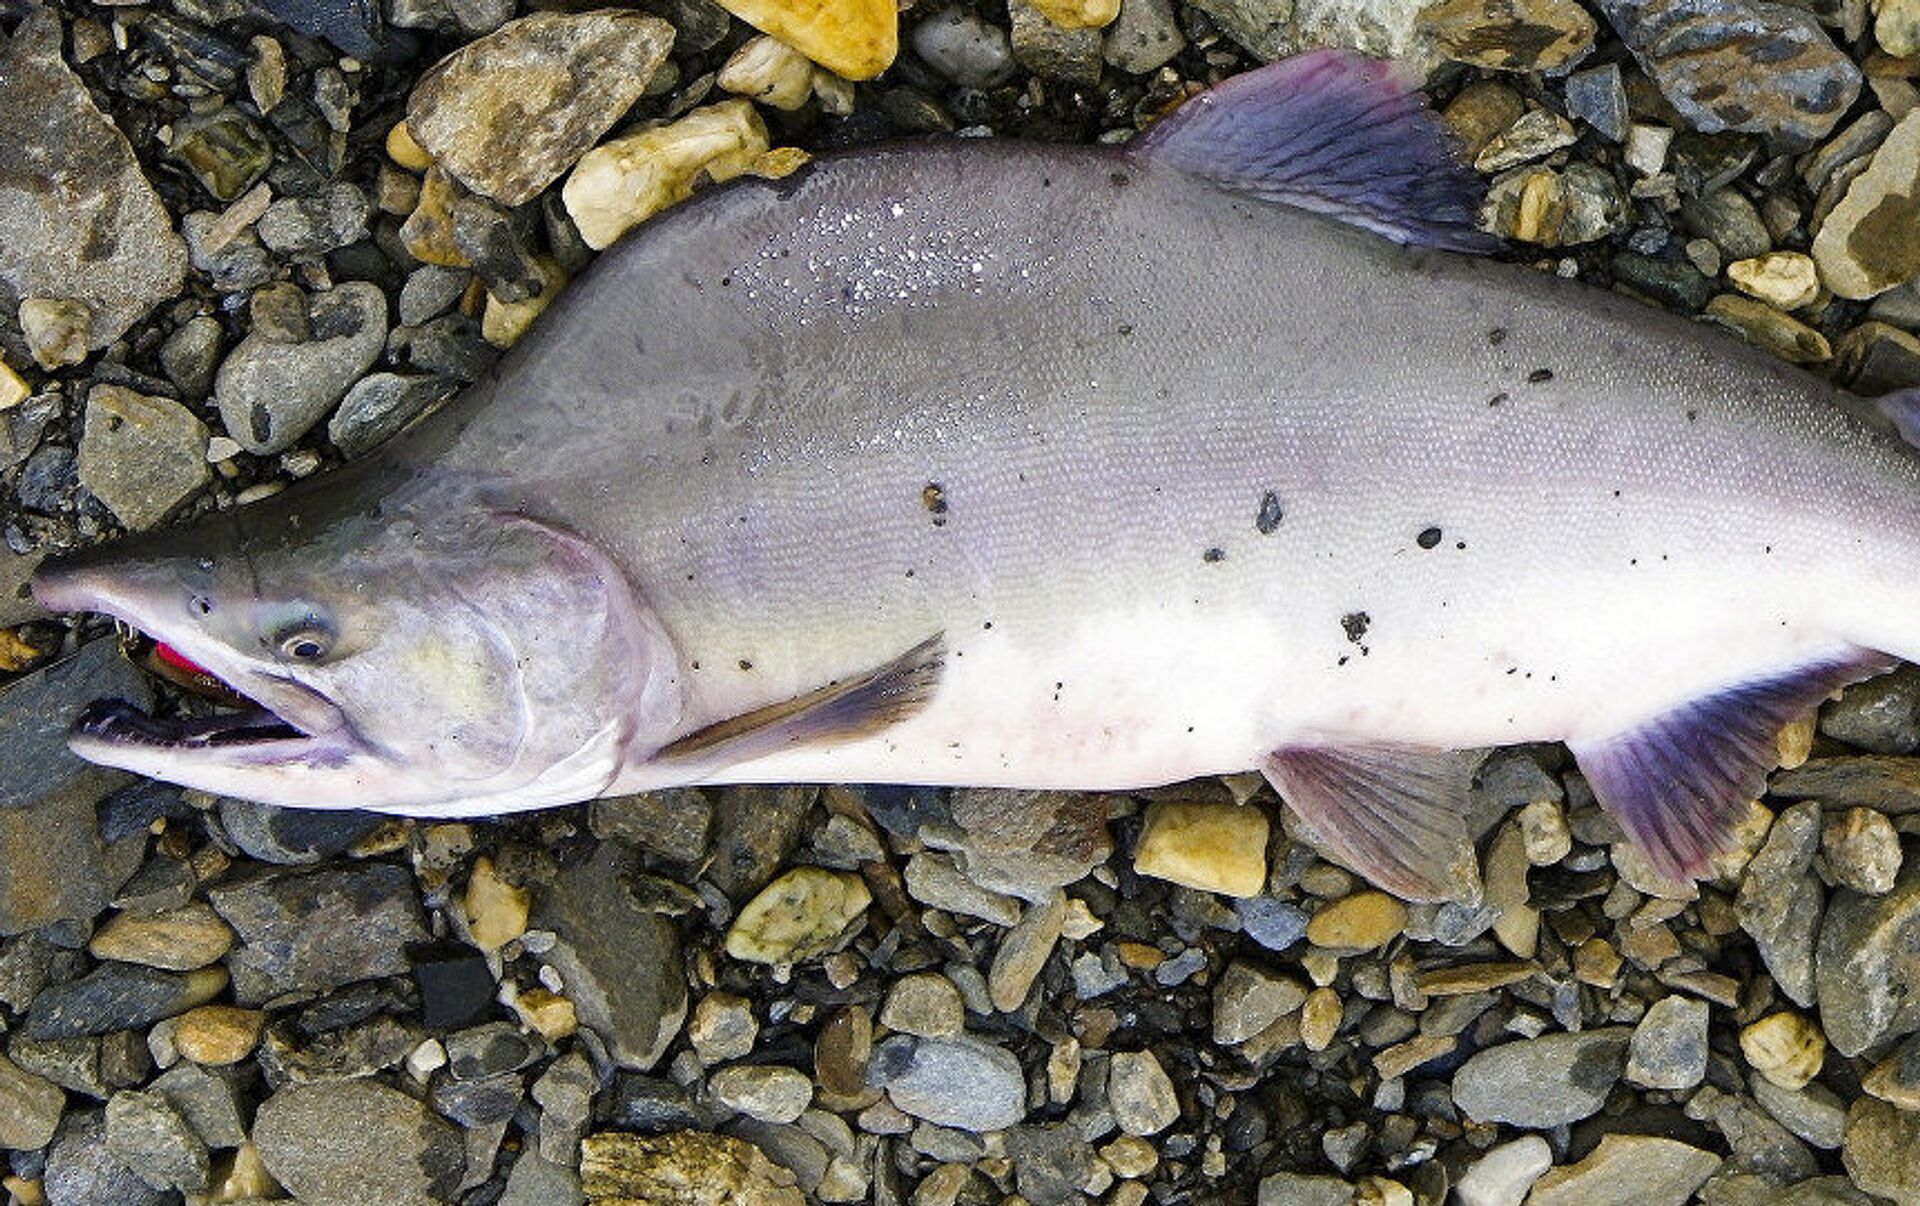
[905, 851, 1023, 925]
[712, 0, 898, 78]
[42, 1110, 168, 1206]
[1103, 0, 1185, 73]
[563, 99, 771, 251]
[75, 382, 210, 530]
[989, 890, 1067, 1011]
[1626, 994, 1710, 1089]
[1008, 0, 1104, 84]
[1454, 1135, 1552, 1206]
[213, 280, 389, 455]
[1475, 109, 1580, 173]
[1213, 961, 1308, 1044]
[105, 1088, 209, 1194]
[1705, 293, 1832, 363]
[912, 9, 1018, 87]
[327, 372, 459, 458]
[882, 973, 966, 1038]
[726, 866, 873, 965]
[1299, 985, 1343, 1050]
[207, 861, 427, 1004]
[217, 801, 383, 866]
[1564, 63, 1629, 141]
[719, 35, 821, 110]
[408, 11, 676, 206]
[1742, 1011, 1827, 1089]
[712, 1065, 815, 1123]
[1418, 0, 1596, 71]
[1822, 807, 1902, 895]
[1256, 1171, 1356, 1206]
[256, 183, 371, 256]
[1813, 110, 1920, 299]
[18, 297, 92, 369]
[580, 1130, 804, 1205]
[1451, 1028, 1629, 1126]
[1844, 1097, 1920, 1203]
[1526, 1134, 1721, 1206]
[1682, 188, 1777, 261]
[171, 1005, 265, 1066]
[689, 991, 760, 1064]
[1729, 251, 1822, 310]
[1307, 891, 1408, 951]
[1108, 1049, 1180, 1136]
[252, 1079, 465, 1205]
[0, 1051, 65, 1151]
[1133, 799, 1268, 897]
[462, 854, 529, 952]
[26, 964, 227, 1040]
[1738, 800, 1824, 1006]
[88, 902, 233, 970]
[0, 8, 188, 353]
[1816, 853, 1920, 1055]
[939, 788, 1113, 903]
[869, 1034, 1026, 1132]
[1752, 1076, 1848, 1150]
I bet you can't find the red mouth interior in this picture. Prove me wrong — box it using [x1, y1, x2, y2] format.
[153, 641, 213, 678]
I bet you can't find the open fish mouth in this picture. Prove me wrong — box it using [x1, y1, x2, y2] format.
[73, 696, 306, 750]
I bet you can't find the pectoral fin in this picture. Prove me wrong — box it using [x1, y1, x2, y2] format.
[1568, 649, 1893, 883]
[654, 634, 945, 771]
[1261, 741, 1484, 904]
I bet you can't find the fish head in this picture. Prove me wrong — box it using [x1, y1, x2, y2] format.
[31, 473, 683, 813]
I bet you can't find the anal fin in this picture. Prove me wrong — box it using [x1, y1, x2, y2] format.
[654, 634, 945, 771]
[1261, 742, 1483, 904]
[1568, 649, 1894, 883]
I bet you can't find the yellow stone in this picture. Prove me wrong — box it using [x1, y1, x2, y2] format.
[725, 866, 872, 965]
[89, 903, 234, 970]
[1741, 1011, 1826, 1089]
[512, 987, 579, 1041]
[0, 358, 27, 410]
[749, 146, 813, 181]
[1131, 799, 1268, 897]
[1030, 0, 1121, 28]
[1877, 0, 1920, 58]
[1728, 251, 1822, 310]
[1705, 294, 1832, 363]
[1776, 716, 1816, 769]
[464, 855, 530, 951]
[482, 258, 569, 349]
[1573, 937, 1622, 987]
[562, 100, 770, 250]
[2, 1176, 44, 1206]
[718, 35, 818, 110]
[385, 119, 432, 170]
[712, 0, 897, 80]
[1306, 891, 1408, 951]
[1300, 986, 1342, 1051]
[173, 1004, 265, 1065]
[1100, 1136, 1158, 1179]
[581, 1131, 805, 1204]
[202, 1141, 281, 1203]
[398, 165, 471, 267]
[1813, 110, 1920, 299]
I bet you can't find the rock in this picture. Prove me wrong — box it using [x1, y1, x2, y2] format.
[208, 862, 428, 1004]
[912, 9, 1018, 87]
[257, 183, 372, 256]
[0, 8, 188, 352]
[19, 297, 92, 369]
[1451, 1028, 1628, 1127]
[1565, 63, 1629, 142]
[1257, 1171, 1357, 1206]
[1475, 109, 1580, 173]
[1190, 0, 1429, 60]
[1107, 1049, 1180, 1136]
[1237, 896, 1311, 951]
[1212, 961, 1308, 1044]
[1417, 0, 1596, 71]
[869, 1034, 1026, 1132]
[1009, 0, 1104, 83]
[75, 385, 211, 531]
[42, 1110, 168, 1206]
[105, 1089, 210, 1194]
[1752, 1077, 1848, 1150]
[253, 1079, 464, 1205]
[1728, 252, 1822, 311]
[1454, 1134, 1552, 1206]
[1446, 80, 1530, 157]
[881, 973, 966, 1038]
[1738, 800, 1823, 1006]
[534, 843, 687, 1070]
[328, 372, 458, 458]
[1706, 294, 1831, 363]
[1844, 1097, 1920, 1203]
[1681, 188, 1773, 263]
[1133, 799, 1268, 897]
[905, 851, 1022, 924]
[934, 788, 1112, 902]
[88, 902, 234, 970]
[217, 800, 384, 865]
[1816, 853, 1920, 1055]
[463, 854, 530, 953]
[1307, 891, 1407, 951]
[579, 1131, 804, 1205]
[1596, 0, 1861, 142]
[690, 991, 759, 1062]
[0, 1050, 64, 1150]
[1526, 1134, 1720, 1206]
[502, 1151, 585, 1206]
[989, 890, 1067, 1011]
[1626, 994, 1709, 1090]
[1484, 163, 1629, 247]
[411, 942, 496, 1031]
[26, 964, 227, 1039]
[1104, 0, 1185, 71]
[719, 35, 818, 109]
[213, 281, 389, 455]
[1814, 110, 1920, 300]
[591, 788, 716, 867]
[725, 866, 872, 965]
[563, 100, 771, 251]
[1742, 1011, 1826, 1089]
[711, 0, 898, 78]
[407, 11, 675, 206]
[712, 1065, 814, 1123]
[172, 1005, 265, 1065]
[1865, 1034, 1920, 1109]
[1823, 807, 1902, 895]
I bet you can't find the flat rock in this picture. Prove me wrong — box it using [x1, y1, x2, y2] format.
[217, 799, 385, 866]
[77, 385, 212, 530]
[725, 866, 872, 965]
[936, 788, 1112, 902]
[1418, 0, 1596, 71]
[1454, 1134, 1552, 1206]
[1737, 800, 1824, 1006]
[213, 281, 388, 455]
[0, 1049, 65, 1150]
[1626, 994, 1709, 1089]
[1816, 853, 1920, 1055]
[1527, 1134, 1720, 1206]
[1190, 0, 1429, 60]
[208, 862, 429, 1005]
[26, 963, 227, 1039]
[328, 372, 458, 458]
[105, 1088, 210, 1194]
[407, 11, 675, 206]
[1133, 798, 1268, 897]
[1813, 110, 1920, 300]
[580, 1131, 803, 1205]
[1596, 0, 1861, 143]
[1843, 1097, 1920, 1203]
[253, 1079, 465, 1206]
[89, 902, 233, 970]
[0, 8, 188, 351]
[42, 1109, 169, 1206]
[869, 1033, 1026, 1132]
[1451, 1028, 1629, 1127]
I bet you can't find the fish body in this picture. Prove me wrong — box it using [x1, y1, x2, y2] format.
[32, 53, 1920, 898]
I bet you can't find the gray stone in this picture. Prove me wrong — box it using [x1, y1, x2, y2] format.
[1527, 1134, 1719, 1206]
[0, 1049, 64, 1150]
[1821, 665, 1920, 753]
[532, 1051, 596, 1164]
[1104, 0, 1185, 72]
[707, 785, 814, 899]
[253, 1079, 464, 1206]
[1454, 1135, 1552, 1206]
[932, 788, 1111, 903]
[1237, 896, 1310, 950]
[904, 851, 1022, 924]
[711, 1065, 814, 1124]
[588, 788, 714, 867]
[501, 1150, 585, 1206]
[407, 11, 676, 206]
[213, 280, 388, 455]
[1257, 1171, 1357, 1206]
[397, 265, 471, 327]
[1751, 1077, 1847, 1150]
[445, 1021, 545, 1080]
[1817, 854, 1920, 1055]
[77, 385, 211, 531]
[1006, 1123, 1096, 1205]
[1565, 63, 1629, 142]
[0, 9, 188, 352]
[217, 799, 385, 865]
[257, 183, 372, 256]
[1773, 757, 1920, 812]
[1213, 961, 1307, 1045]
[1681, 189, 1774, 262]
[1843, 1097, 1920, 1204]
[913, 8, 1017, 87]
[1451, 1028, 1628, 1127]
[327, 372, 458, 458]
[42, 1109, 168, 1206]
[1008, 0, 1104, 85]
[148, 1063, 247, 1149]
[25, 963, 225, 1040]
[105, 1089, 210, 1194]
[159, 316, 223, 398]
[869, 1034, 1026, 1132]
[207, 862, 430, 1005]
[1626, 994, 1709, 1089]
[1107, 1049, 1179, 1136]
[1737, 800, 1823, 1007]
[533, 843, 687, 1070]
[1821, 806, 1902, 895]
[881, 973, 966, 1038]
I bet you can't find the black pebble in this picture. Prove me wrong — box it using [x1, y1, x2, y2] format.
[409, 942, 496, 1031]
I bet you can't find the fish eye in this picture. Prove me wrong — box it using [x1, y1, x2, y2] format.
[285, 636, 327, 661]
[273, 621, 334, 663]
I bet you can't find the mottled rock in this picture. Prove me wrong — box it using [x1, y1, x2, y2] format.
[1009, 0, 1104, 83]
[689, 991, 759, 1063]
[0, 1050, 64, 1150]
[1451, 1028, 1628, 1126]
[327, 372, 458, 458]
[725, 866, 872, 965]
[1418, 0, 1596, 71]
[74, 385, 211, 531]
[1814, 110, 1920, 299]
[712, 1065, 814, 1123]
[218, 800, 384, 865]
[1742, 1011, 1826, 1089]
[1213, 961, 1308, 1044]
[1738, 800, 1823, 1006]
[580, 1131, 804, 1204]
[213, 281, 388, 455]
[1104, 0, 1185, 71]
[1527, 1134, 1720, 1206]
[1565, 63, 1629, 142]
[253, 1079, 464, 1205]
[1706, 294, 1832, 363]
[1816, 853, 1920, 1055]
[869, 1034, 1026, 1132]
[1729, 251, 1822, 310]
[1257, 1171, 1357, 1206]
[407, 11, 676, 206]
[105, 1089, 209, 1194]
[881, 973, 965, 1038]
[719, 34, 818, 109]
[1108, 1049, 1180, 1136]
[0, 8, 188, 352]
[26, 964, 227, 1039]
[989, 890, 1067, 1011]
[1823, 806, 1902, 895]
[257, 183, 372, 255]
[19, 297, 91, 369]
[1626, 994, 1709, 1089]
[89, 902, 233, 970]
[934, 788, 1112, 902]
[208, 862, 428, 1004]
[712, 0, 898, 78]
[1476, 109, 1580, 173]
[42, 1110, 168, 1206]
[1191, 0, 1429, 60]
[1844, 1097, 1920, 1203]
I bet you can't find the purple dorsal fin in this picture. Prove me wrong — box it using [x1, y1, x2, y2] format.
[1568, 650, 1895, 882]
[1131, 50, 1499, 253]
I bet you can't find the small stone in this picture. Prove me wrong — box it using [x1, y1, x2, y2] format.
[1374, 1034, 1456, 1080]
[712, 1065, 814, 1123]
[1626, 994, 1710, 1089]
[1257, 1171, 1357, 1206]
[1624, 123, 1674, 176]
[1816, 852, 1920, 1055]
[1307, 891, 1408, 951]
[911, 9, 1018, 87]
[482, 256, 568, 348]
[990, 890, 1068, 1011]
[1682, 188, 1773, 261]
[1009, 0, 1104, 83]
[1526, 1134, 1720, 1206]
[26, 964, 228, 1040]
[726, 866, 872, 965]
[580, 1131, 803, 1205]
[1705, 294, 1832, 363]
[253, 1080, 465, 1205]
[1751, 1077, 1848, 1150]
[1418, 0, 1595, 71]
[0, 1051, 64, 1150]
[0, 358, 28, 410]
[105, 1089, 209, 1194]
[256, 183, 371, 256]
[18, 297, 91, 369]
[869, 1034, 1025, 1132]
[904, 852, 1022, 925]
[882, 973, 966, 1038]
[89, 902, 233, 971]
[1741, 1011, 1826, 1089]
[208, 861, 429, 1005]
[407, 11, 676, 206]
[1454, 1135, 1551, 1206]
[1213, 961, 1308, 1044]
[328, 372, 458, 458]
[172, 1005, 265, 1065]
[1844, 1097, 1920, 1203]
[1813, 110, 1920, 299]
[1103, 0, 1185, 72]
[411, 942, 496, 1031]
[213, 281, 389, 455]
[42, 1110, 166, 1206]
[1738, 800, 1823, 1006]
[511, 988, 579, 1043]
[1133, 799, 1268, 897]
[719, 35, 818, 109]
[938, 788, 1113, 903]
[1564, 63, 1628, 142]
[1451, 1028, 1629, 1127]
[1032, 0, 1121, 26]
[1475, 109, 1580, 173]
[1108, 1049, 1180, 1136]
[76, 385, 211, 531]
[463, 855, 530, 952]
[712, 0, 897, 78]
[690, 991, 760, 1062]
[1728, 252, 1822, 310]
[563, 100, 771, 251]
[1823, 806, 1902, 895]
[1300, 985, 1342, 1050]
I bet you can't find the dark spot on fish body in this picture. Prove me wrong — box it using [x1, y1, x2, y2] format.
[1341, 612, 1370, 643]
[1109, 171, 1132, 188]
[738, 660, 753, 671]
[1256, 491, 1284, 534]
[1202, 547, 1226, 563]
[1687, 409, 1699, 422]
[1527, 369, 1555, 384]
[922, 482, 948, 526]
[1417, 527, 1442, 549]
[1488, 393, 1509, 408]
[1487, 328, 1508, 346]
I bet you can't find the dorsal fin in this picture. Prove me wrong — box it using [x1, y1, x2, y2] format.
[1130, 50, 1500, 253]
